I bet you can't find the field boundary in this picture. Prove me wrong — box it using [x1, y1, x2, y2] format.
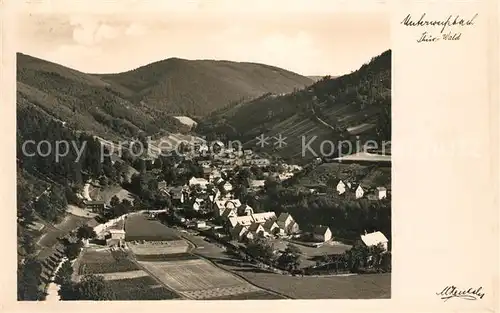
[190, 250, 292, 300]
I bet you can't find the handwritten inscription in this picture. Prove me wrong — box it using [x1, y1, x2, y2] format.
[436, 286, 485, 301]
[401, 13, 478, 43]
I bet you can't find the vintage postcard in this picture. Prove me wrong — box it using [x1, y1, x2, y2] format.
[0, 0, 498, 312]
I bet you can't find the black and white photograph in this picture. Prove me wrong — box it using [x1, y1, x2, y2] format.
[15, 3, 392, 301]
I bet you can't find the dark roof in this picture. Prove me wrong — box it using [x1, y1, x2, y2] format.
[86, 200, 105, 205]
[313, 225, 330, 235]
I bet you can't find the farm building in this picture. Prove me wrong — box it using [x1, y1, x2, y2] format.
[86, 200, 105, 214]
[361, 231, 389, 251]
[106, 229, 126, 247]
[313, 226, 332, 242]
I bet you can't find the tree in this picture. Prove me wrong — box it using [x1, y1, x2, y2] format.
[65, 240, 83, 260]
[55, 260, 74, 285]
[60, 275, 115, 300]
[76, 225, 97, 240]
[276, 244, 302, 272]
[17, 257, 44, 301]
[109, 195, 120, 208]
[246, 238, 275, 263]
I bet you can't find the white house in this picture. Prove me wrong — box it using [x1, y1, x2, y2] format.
[192, 198, 205, 211]
[214, 199, 242, 217]
[249, 180, 266, 189]
[189, 177, 209, 189]
[376, 187, 387, 199]
[252, 212, 277, 224]
[196, 220, 207, 229]
[360, 231, 389, 251]
[313, 226, 332, 242]
[355, 185, 365, 199]
[248, 223, 266, 237]
[336, 180, 347, 195]
[276, 213, 299, 234]
[222, 181, 233, 192]
[263, 219, 281, 235]
[251, 158, 271, 167]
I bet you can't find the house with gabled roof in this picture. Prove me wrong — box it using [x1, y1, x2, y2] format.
[313, 225, 332, 242]
[354, 184, 365, 199]
[360, 231, 389, 251]
[263, 219, 281, 235]
[231, 224, 249, 240]
[276, 212, 299, 235]
[189, 177, 209, 189]
[336, 180, 352, 195]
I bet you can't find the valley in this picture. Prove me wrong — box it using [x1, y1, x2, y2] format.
[17, 49, 391, 301]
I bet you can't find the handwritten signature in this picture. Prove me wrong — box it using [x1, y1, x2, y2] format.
[436, 286, 485, 301]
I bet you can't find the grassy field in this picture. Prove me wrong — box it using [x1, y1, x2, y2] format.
[135, 253, 199, 262]
[207, 290, 285, 300]
[138, 258, 265, 300]
[78, 249, 139, 275]
[125, 214, 180, 241]
[106, 276, 180, 300]
[298, 162, 391, 189]
[270, 239, 351, 268]
[218, 260, 391, 299]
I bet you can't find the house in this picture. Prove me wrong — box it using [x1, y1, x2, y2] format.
[237, 204, 254, 216]
[86, 200, 105, 214]
[249, 180, 266, 189]
[196, 220, 207, 229]
[276, 213, 299, 234]
[243, 150, 253, 156]
[313, 225, 332, 242]
[355, 185, 365, 199]
[360, 231, 389, 251]
[189, 177, 209, 189]
[106, 229, 126, 247]
[192, 198, 205, 211]
[231, 224, 249, 240]
[336, 180, 351, 195]
[197, 160, 211, 167]
[251, 158, 271, 167]
[376, 187, 387, 199]
[214, 199, 242, 217]
[252, 212, 277, 224]
[221, 207, 237, 219]
[263, 219, 281, 235]
[158, 180, 167, 191]
[202, 167, 213, 180]
[170, 186, 185, 205]
[248, 223, 266, 237]
[278, 173, 294, 182]
[222, 181, 233, 192]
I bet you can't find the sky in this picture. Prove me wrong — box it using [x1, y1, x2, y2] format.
[15, 1, 389, 76]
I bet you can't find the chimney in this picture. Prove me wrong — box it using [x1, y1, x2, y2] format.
[364, 230, 368, 235]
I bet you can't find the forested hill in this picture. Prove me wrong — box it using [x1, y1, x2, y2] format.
[95, 58, 313, 116]
[197, 50, 391, 163]
[17, 53, 189, 142]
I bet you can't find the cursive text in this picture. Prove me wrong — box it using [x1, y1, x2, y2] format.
[401, 13, 478, 43]
[436, 285, 485, 301]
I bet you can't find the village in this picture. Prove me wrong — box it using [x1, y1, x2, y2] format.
[85, 138, 391, 270]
